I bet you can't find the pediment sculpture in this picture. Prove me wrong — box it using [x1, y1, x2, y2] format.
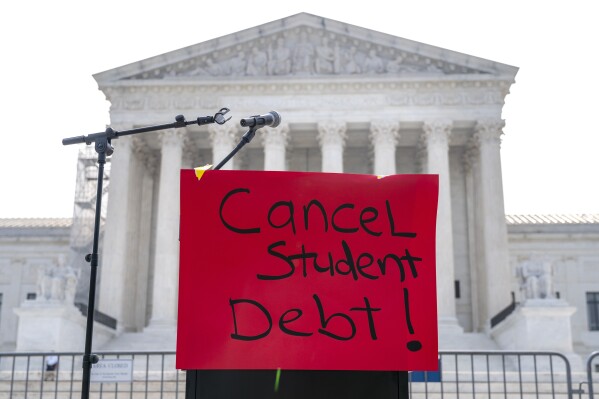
[126, 27, 489, 80]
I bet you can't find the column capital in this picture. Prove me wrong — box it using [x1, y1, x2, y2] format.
[474, 119, 505, 147]
[158, 128, 188, 147]
[317, 121, 347, 147]
[208, 123, 238, 146]
[422, 119, 452, 146]
[260, 123, 290, 148]
[369, 120, 399, 146]
[131, 136, 158, 174]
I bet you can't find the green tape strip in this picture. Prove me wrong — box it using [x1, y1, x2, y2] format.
[274, 368, 281, 392]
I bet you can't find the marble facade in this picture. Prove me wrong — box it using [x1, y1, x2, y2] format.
[92, 13, 517, 341]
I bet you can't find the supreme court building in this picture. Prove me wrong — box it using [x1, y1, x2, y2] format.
[2, 13, 598, 362]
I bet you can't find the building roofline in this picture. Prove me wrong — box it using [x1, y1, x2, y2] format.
[0, 218, 73, 229]
[506, 214, 599, 225]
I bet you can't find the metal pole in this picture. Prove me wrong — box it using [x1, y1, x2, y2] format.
[80, 137, 109, 399]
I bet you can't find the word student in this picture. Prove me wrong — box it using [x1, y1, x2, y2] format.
[261, 239, 422, 282]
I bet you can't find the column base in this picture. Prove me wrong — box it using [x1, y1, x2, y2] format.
[146, 319, 177, 331]
[438, 316, 464, 334]
[437, 316, 467, 350]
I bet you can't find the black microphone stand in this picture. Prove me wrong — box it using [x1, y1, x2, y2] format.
[213, 126, 258, 170]
[61, 108, 230, 399]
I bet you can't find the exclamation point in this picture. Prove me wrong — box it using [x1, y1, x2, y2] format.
[403, 287, 422, 352]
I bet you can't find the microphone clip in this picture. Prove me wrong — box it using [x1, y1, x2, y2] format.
[195, 107, 232, 126]
[213, 107, 231, 125]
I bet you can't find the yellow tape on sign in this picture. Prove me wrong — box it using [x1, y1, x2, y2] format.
[194, 164, 213, 180]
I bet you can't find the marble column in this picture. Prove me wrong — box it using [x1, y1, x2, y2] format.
[474, 119, 512, 329]
[99, 134, 142, 331]
[262, 123, 289, 171]
[463, 144, 481, 331]
[209, 123, 238, 170]
[131, 138, 156, 331]
[317, 121, 346, 173]
[422, 120, 462, 332]
[149, 129, 186, 327]
[370, 121, 399, 176]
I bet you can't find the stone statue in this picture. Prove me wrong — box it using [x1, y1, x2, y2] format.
[363, 49, 384, 74]
[50, 270, 65, 301]
[36, 255, 79, 303]
[268, 38, 291, 75]
[37, 264, 53, 300]
[342, 46, 361, 74]
[518, 257, 554, 300]
[314, 37, 336, 74]
[227, 52, 247, 76]
[386, 55, 417, 73]
[246, 47, 268, 76]
[422, 59, 444, 73]
[188, 57, 222, 77]
[64, 266, 79, 304]
[292, 31, 315, 75]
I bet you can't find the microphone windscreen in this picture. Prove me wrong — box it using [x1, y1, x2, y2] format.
[269, 111, 281, 128]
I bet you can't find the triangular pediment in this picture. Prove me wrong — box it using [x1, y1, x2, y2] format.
[94, 13, 517, 84]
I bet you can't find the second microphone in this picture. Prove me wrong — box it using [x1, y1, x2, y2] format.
[240, 111, 281, 128]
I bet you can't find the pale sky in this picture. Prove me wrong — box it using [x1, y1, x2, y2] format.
[0, 0, 597, 218]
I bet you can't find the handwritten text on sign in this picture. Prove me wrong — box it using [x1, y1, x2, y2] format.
[177, 170, 439, 371]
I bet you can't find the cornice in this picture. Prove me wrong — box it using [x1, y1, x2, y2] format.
[101, 73, 513, 91]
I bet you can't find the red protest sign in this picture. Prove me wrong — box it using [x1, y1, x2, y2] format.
[177, 170, 438, 371]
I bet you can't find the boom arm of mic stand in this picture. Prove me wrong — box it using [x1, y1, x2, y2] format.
[214, 127, 257, 170]
[61, 108, 231, 147]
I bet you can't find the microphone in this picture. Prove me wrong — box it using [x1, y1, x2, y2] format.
[240, 111, 281, 128]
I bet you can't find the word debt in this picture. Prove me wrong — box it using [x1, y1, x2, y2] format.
[229, 294, 382, 342]
[219, 188, 418, 238]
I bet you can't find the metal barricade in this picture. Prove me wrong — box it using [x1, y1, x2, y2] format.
[410, 351, 574, 399]
[587, 351, 599, 399]
[0, 350, 588, 399]
[0, 351, 184, 399]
